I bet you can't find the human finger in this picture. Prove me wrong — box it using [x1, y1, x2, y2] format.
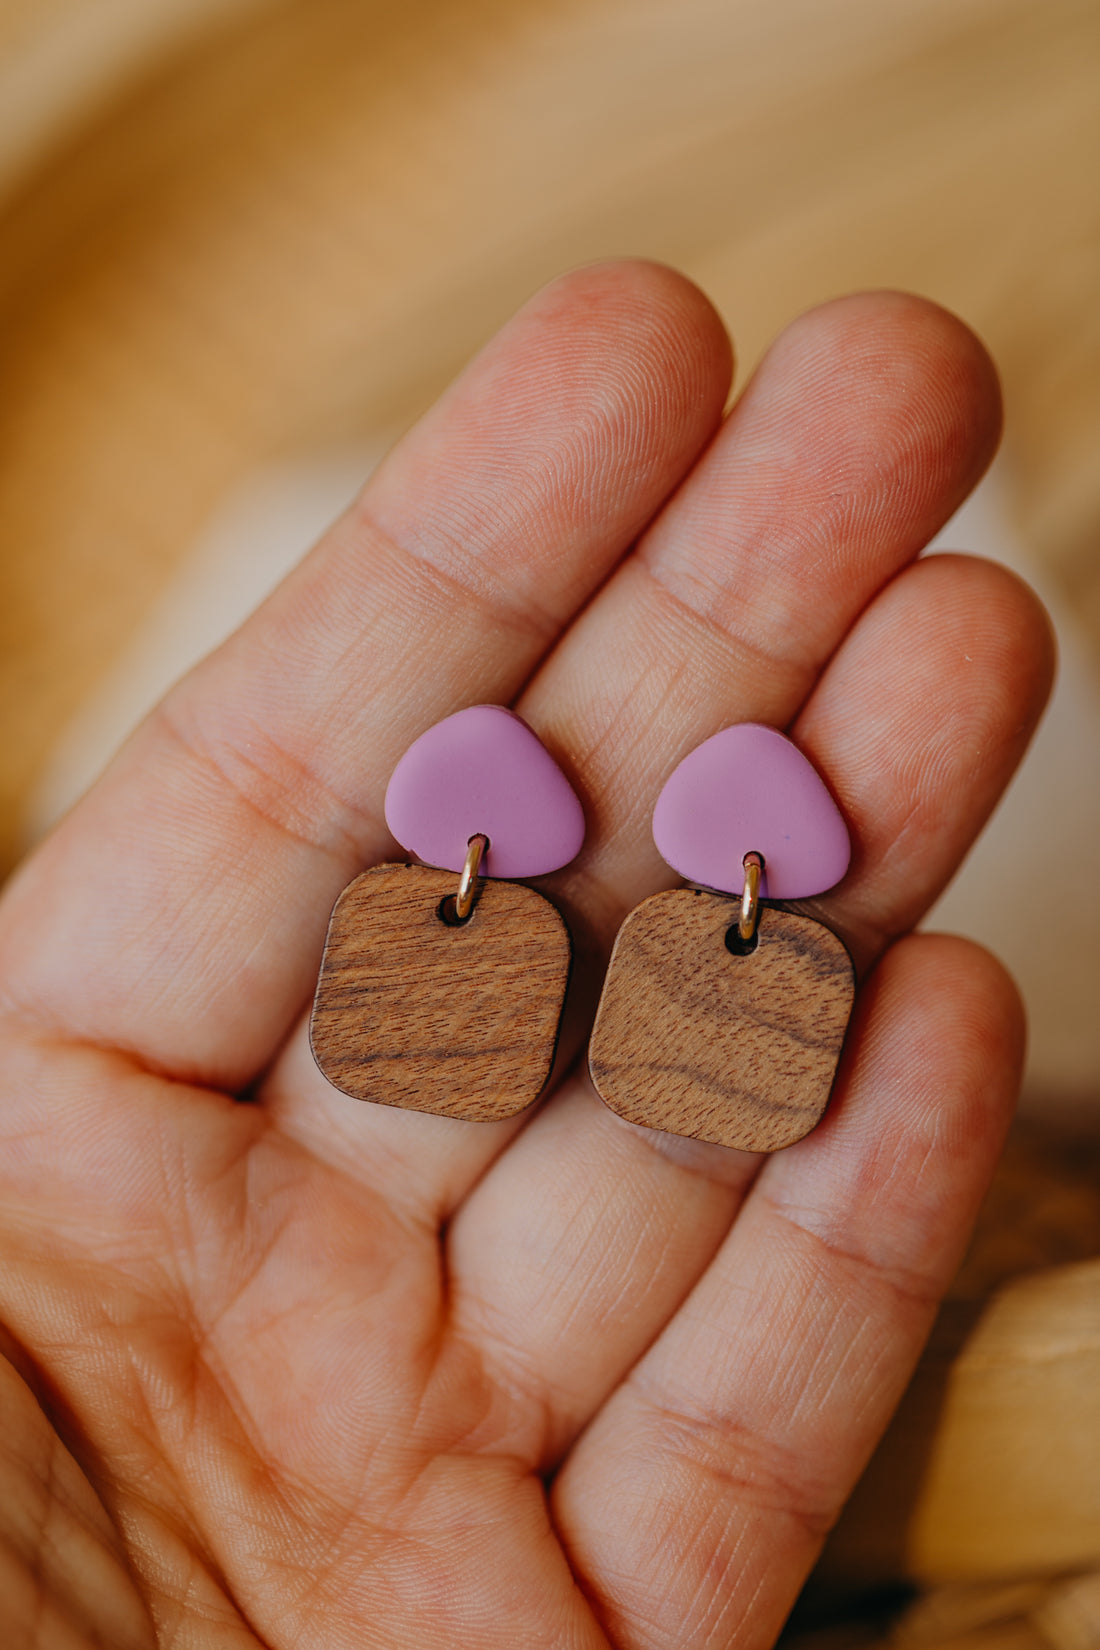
[792, 550, 1055, 971]
[0, 261, 731, 1092]
[553, 936, 1022, 1650]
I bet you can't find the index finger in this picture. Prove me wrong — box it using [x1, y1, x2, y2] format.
[0, 262, 732, 1088]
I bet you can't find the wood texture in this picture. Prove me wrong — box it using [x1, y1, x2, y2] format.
[889, 1625, 1046, 1650]
[310, 862, 570, 1121]
[893, 1583, 1049, 1648]
[1032, 1573, 1100, 1650]
[825, 1258, 1100, 1583]
[820, 1574, 1100, 1650]
[589, 888, 854, 1152]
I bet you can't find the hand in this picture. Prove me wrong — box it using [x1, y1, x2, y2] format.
[0, 263, 1052, 1649]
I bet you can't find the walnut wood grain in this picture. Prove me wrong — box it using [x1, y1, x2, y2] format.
[589, 887, 854, 1152]
[310, 862, 571, 1121]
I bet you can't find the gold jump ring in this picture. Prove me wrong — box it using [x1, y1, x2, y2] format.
[738, 851, 764, 942]
[455, 834, 489, 921]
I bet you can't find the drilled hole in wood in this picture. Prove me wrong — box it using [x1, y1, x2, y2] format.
[437, 895, 473, 928]
[724, 919, 760, 958]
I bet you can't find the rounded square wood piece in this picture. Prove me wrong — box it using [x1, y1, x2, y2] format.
[589, 888, 854, 1152]
[310, 863, 571, 1121]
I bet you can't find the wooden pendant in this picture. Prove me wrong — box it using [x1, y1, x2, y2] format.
[310, 862, 571, 1121]
[589, 887, 854, 1152]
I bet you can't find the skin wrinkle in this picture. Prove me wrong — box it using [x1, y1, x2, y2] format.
[617, 1393, 839, 1547]
[440, 1317, 558, 1469]
[451, 1162, 691, 1467]
[159, 542, 551, 869]
[641, 479, 874, 655]
[0, 1365, 155, 1647]
[764, 954, 1016, 1217]
[136, 1542, 253, 1650]
[266, 1432, 535, 1634]
[536, 596, 800, 937]
[133, 912, 289, 1072]
[409, 1252, 535, 1481]
[685, 1520, 792, 1650]
[0, 848, 315, 1087]
[28, 1419, 53, 1619]
[345, 490, 570, 646]
[120, 1325, 399, 1641]
[121, 1394, 243, 1617]
[600, 1112, 760, 1189]
[266, 1102, 448, 1232]
[695, 1530, 772, 1650]
[643, 309, 997, 631]
[633, 550, 813, 692]
[779, 1276, 919, 1440]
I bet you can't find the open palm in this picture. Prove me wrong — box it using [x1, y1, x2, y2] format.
[0, 263, 1052, 1649]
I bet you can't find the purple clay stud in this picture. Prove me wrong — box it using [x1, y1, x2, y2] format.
[652, 723, 850, 899]
[384, 705, 585, 879]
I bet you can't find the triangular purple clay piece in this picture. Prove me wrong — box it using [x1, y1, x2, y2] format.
[652, 723, 850, 898]
[385, 705, 585, 879]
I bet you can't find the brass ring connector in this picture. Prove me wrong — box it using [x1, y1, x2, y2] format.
[738, 851, 764, 942]
[455, 833, 489, 921]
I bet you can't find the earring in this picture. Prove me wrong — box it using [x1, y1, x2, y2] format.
[589, 723, 854, 1153]
[310, 705, 584, 1121]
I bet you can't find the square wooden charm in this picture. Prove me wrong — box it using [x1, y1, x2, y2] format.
[310, 863, 571, 1121]
[589, 888, 854, 1152]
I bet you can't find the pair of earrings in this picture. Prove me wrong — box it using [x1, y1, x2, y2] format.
[310, 706, 854, 1152]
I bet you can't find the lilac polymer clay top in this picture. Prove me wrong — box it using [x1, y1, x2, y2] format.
[652, 722, 850, 899]
[384, 704, 585, 879]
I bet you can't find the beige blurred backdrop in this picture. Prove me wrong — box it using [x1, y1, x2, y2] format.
[2, 0, 1100, 1613]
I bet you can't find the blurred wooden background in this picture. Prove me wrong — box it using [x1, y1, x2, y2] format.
[1, 0, 1098, 874]
[1, 0, 1099, 1625]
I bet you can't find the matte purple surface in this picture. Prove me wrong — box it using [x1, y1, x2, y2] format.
[652, 723, 850, 898]
[384, 705, 585, 878]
